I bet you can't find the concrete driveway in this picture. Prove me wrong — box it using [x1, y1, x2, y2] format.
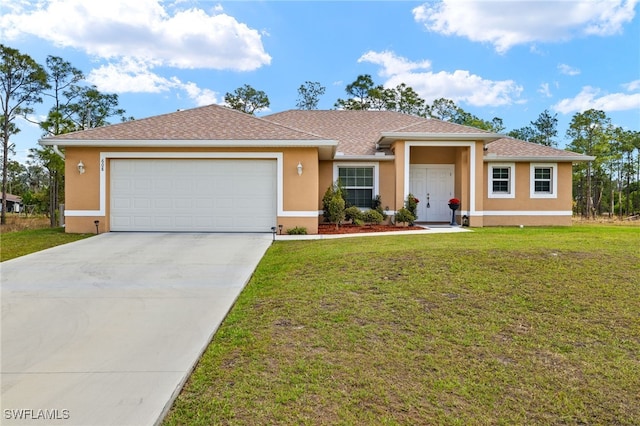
[1, 233, 272, 426]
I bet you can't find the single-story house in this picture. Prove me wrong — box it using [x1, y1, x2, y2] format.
[39, 104, 594, 234]
[1, 193, 22, 213]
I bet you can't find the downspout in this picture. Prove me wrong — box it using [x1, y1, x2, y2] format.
[52, 145, 65, 159]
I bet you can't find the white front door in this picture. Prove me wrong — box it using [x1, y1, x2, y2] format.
[409, 165, 454, 222]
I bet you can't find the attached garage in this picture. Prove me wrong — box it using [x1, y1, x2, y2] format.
[110, 159, 277, 232]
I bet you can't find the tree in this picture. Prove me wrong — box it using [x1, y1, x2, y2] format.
[39, 55, 84, 136]
[63, 86, 126, 130]
[531, 109, 558, 147]
[389, 83, 425, 115]
[334, 74, 376, 110]
[566, 109, 611, 218]
[0, 44, 49, 224]
[427, 98, 459, 121]
[225, 84, 270, 114]
[296, 81, 325, 110]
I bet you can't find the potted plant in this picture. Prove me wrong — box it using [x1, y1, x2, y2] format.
[448, 197, 460, 225]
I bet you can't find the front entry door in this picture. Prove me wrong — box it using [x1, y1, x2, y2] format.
[409, 165, 454, 222]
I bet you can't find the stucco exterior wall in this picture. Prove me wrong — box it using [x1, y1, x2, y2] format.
[63, 146, 320, 234]
[482, 161, 574, 226]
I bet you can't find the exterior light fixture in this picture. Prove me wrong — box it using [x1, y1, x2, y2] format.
[77, 161, 85, 174]
[278, 224, 283, 235]
[297, 162, 303, 176]
[271, 226, 276, 241]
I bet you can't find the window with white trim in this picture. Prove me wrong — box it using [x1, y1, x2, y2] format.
[530, 163, 557, 198]
[488, 163, 515, 198]
[338, 166, 374, 208]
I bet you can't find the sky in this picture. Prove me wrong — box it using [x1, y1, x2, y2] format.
[1, 0, 639, 163]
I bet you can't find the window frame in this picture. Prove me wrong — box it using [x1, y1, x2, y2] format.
[333, 162, 379, 209]
[488, 163, 516, 199]
[530, 163, 557, 199]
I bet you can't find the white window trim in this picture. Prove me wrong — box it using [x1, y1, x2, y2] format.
[333, 162, 379, 209]
[488, 163, 516, 199]
[530, 163, 558, 199]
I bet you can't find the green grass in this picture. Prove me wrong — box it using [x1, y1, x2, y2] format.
[164, 225, 640, 425]
[0, 227, 93, 262]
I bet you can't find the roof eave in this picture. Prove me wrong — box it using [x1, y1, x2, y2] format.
[378, 132, 503, 146]
[483, 155, 596, 162]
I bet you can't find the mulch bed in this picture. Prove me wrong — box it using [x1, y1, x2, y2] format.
[318, 223, 425, 235]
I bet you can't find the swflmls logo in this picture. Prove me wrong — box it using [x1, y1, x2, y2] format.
[4, 408, 70, 420]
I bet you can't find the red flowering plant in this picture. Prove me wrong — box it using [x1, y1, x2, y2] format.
[449, 198, 460, 205]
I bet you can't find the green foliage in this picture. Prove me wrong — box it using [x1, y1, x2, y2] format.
[405, 193, 419, 220]
[363, 209, 384, 224]
[326, 194, 345, 228]
[322, 180, 346, 221]
[344, 206, 364, 222]
[372, 194, 386, 218]
[295, 81, 325, 110]
[224, 84, 270, 115]
[286, 226, 307, 235]
[394, 207, 415, 224]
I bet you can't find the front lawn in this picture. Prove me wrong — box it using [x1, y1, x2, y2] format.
[164, 225, 640, 425]
[0, 227, 93, 262]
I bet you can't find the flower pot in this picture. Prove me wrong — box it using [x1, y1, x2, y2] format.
[448, 204, 460, 226]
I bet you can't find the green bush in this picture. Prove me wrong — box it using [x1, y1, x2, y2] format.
[345, 206, 364, 222]
[326, 195, 346, 228]
[287, 226, 308, 235]
[372, 195, 386, 218]
[406, 193, 419, 220]
[322, 180, 346, 221]
[394, 208, 415, 224]
[363, 209, 384, 224]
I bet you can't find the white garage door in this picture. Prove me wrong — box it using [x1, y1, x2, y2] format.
[110, 159, 277, 232]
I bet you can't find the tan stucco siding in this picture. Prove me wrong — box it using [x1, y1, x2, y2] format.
[409, 146, 456, 164]
[378, 161, 396, 211]
[483, 162, 573, 211]
[318, 160, 334, 208]
[391, 141, 406, 210]
[63, 146, 321, 234]
[65, 148, 101, 210]
[282, 148, 318, 212]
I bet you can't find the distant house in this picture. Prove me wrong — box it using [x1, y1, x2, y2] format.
[39, 105, 594, 234]
[1, 193, 22, 213]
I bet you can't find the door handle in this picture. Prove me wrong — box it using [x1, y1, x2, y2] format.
[426, 193, 430, 208]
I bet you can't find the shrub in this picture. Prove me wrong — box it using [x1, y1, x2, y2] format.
[363, 209, 384, 224]
[406, 193, 419, 220]
[322, 180, 346, 221]
[394, 208, 415, 224]
[326, 194, 345, 229]
[372, 195, 386, 218]
[345, 206, 364, 222]
[287, 226, 308, 235]
[353, 218, 364, 226]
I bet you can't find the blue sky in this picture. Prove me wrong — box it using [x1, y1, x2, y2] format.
[2, 0, 639, 163]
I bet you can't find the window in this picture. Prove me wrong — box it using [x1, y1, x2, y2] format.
[338, 167, 374, 208]
[530, 163, 557, 198]
[488, 163, 515, 198]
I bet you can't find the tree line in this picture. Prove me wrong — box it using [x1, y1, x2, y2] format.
[2, 46, 639, 227]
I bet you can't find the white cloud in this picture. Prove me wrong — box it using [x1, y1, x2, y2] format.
[0, 0, 271, 71]
[623, 80, 640, 91]
[413, 0, 638, 53]
[86, 58, 220, 106]
[358, 50, 523, 107]
[553, 84, 640, 114]
[358, 51, 431, 77]
[558, 64, 581, 76]
[538, 83, 552, 98]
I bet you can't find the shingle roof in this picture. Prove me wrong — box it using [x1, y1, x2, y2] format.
[40, 104, 591, 161]
[265, 110, 426, 155]
[43, 104, 324, 141]
[485, 137, 591, 160]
